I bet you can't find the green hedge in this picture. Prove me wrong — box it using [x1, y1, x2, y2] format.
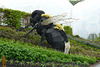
[0, 8, 31, 29]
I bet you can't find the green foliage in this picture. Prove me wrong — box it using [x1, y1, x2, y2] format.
[95, 33, 100, 43]
[68, 35, 100, 49]
[0, 8, 3, 12]
[20, 60, 25, 65]
[0, 37, 97, 65]
[9, 59, 13, 64]
[70, 39, 100, 60]
[0, 8, 31, 29]
[63, 25, 73, 35]
[2, 9, 25, 29]
[74, 65, 79, 67]
[0, 59, 2, 62]
[0, 26, 100, 66]
[0, 26, 100, 60]
[0, 26, 52, 48]
[15, 60, 19, 63]
[83, 61, 89, 66]
[76, 61, 82, 65]
[0, 8, 3, 24]
[74, 35, 80, 38]
[0, 26, 41, 45]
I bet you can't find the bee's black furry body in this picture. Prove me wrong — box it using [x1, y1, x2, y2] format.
[19, 10, 68, 52]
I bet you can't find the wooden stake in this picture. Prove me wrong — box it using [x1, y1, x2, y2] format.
[2, 56, 6, 67]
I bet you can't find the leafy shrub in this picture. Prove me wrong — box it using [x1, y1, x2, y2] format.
[68, 35, 100, 49]
[70, 40, 100, 60]
[63, 26, 73, 35]
[76, 61, 82, 65]
[83, 61, 89, 66]
[0, 27, 41, 45]
[74, 35, 80, 38]
[0, 8, 31, 29]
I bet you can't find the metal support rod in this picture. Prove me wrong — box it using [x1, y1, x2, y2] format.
[70, 6, 73, 19]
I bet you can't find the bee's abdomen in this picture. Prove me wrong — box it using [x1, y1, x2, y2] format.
[46, 28, 65, 51]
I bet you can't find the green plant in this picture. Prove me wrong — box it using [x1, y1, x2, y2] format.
[74, 35, 80, 38]
[64, 65, 69, 67]
[15, 60, 19, 64]
[20, 60, 25, 65]
[35, 62, 40, 65]
[51, 62, 55, 67]
[46, 63, 51, 66]
[1, 8, 31, 29]
[83, 61, 89, 66]
[57, 63, 60, 66]
[68, 64, 73, 67]
[0, 59, 2, 62]
[0, 27, 41, 46]
[30, 61, 34, 66]
[41, 64, 46, 67]
[74, 65, 79, 67]
[9, 59, 13, 64]
[64, 25, 73, 35]
[26, 62, 30, 65]
[6, 60, 8, 62]
[76, 61, 82, 65]
[0, 33, 98, 66]
[67, 59, 73, 63]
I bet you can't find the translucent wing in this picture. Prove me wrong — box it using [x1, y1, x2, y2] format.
[41, 13, 67, 25]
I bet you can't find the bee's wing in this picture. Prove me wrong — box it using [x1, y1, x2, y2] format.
[41, 13, 67, 25]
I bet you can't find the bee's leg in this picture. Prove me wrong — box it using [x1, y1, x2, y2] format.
[41, 29, 47, 46]
[17, 23, 31, 31]
[25, 26, 36, 37]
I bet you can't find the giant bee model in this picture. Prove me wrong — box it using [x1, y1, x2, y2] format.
[19, 10, 70, 54]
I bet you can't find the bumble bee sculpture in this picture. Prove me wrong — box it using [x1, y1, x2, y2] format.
[19, 10, 70, 54]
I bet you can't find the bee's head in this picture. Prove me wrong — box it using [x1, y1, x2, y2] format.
[30, 10, 45, 26]
[40, 14, 51, 22]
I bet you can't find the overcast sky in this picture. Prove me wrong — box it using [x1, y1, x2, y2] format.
[0, 0, 100, 38]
